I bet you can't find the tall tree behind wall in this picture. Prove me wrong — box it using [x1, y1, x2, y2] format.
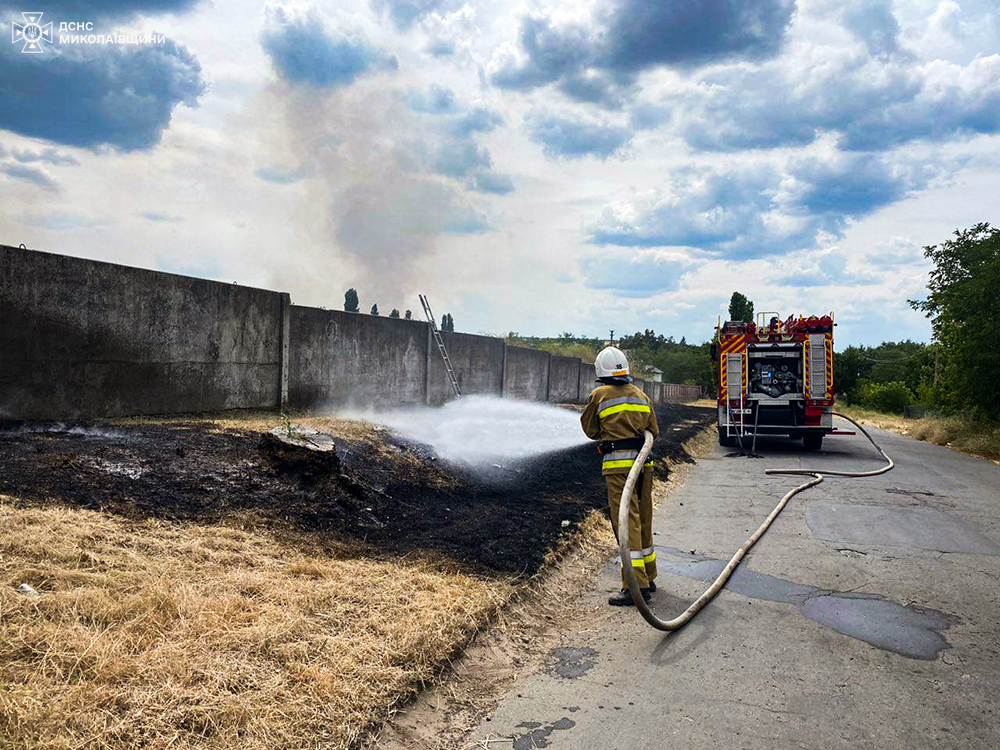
[344, 288, 360, 312]
[728, 292, 754, 323]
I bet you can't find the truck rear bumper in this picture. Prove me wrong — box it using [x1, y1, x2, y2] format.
[718, 403, 833, 435]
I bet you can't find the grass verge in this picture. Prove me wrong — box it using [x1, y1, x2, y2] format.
[839, 405, 1000, 462]
[0, 498, 511, 750]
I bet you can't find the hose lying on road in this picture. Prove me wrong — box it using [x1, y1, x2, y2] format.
[618, 412, 894, 632]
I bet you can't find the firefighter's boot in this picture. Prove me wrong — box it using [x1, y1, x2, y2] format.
[608, 588, 652, 606]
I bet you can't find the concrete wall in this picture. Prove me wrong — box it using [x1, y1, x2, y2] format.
[1, 244, 286, 419]
[578, 362, 597, 401]
[503, 346, 551, 401]
[428, 331, 505, 404]
[548, 356, 581, 403]
[288, 306, 427, 409]
[663, 383, 703, 402]
[2, 244, 703, 418]
[646, 381, 663, 404]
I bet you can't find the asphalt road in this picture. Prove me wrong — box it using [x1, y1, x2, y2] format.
[467, 423, 1000, 749]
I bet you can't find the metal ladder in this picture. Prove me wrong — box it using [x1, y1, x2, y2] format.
[419, 294, 462, 398]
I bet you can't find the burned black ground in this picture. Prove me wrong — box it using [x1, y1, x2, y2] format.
[0, 404, 714, 576]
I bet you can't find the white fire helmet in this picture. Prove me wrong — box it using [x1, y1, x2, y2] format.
[595, 346, 630, 379]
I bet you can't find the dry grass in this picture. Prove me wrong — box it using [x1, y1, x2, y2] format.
[0, 498, 512, 750]
[113, 410, 381, 444]
[840, 406, 1000, 463]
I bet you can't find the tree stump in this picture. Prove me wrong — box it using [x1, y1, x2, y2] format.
[258, 425, 340, 480]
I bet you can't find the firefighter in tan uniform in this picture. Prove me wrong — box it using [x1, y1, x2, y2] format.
[580, 346, 659, 606]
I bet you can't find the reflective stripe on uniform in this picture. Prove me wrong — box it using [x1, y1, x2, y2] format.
[603, 459, 655, 469]
[641, 546, 656, 564]
[629, 550, 645, 568]
[603, 449, 639, 464]
[600, 403, 652, 418]
[598, 396, 651, 419]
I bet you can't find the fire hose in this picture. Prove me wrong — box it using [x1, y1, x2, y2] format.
[618, 412, 894, 631]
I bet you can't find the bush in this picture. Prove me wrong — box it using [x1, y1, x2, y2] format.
[855, 380, 914, 413]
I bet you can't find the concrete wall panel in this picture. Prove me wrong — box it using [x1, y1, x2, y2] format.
[647, 381, 662, 404]
[503, 346, 550, 401]
[288, 307, 427, 409]
[0, 244, 284, 419]
[428, 331, 505, 404]
[578, 362, 597, 403]
[663, 383, 702, 402]
[547, 356, 580, 403]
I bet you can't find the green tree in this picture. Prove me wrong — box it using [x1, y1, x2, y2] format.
[855, 381, 914, 414]
[344, 288, 360, 313]
[834, 346, 873, 398]
[370, 303, 379, 316]
[728, 292, 754, 323]
[389, 308, 400, 318]
[836, 342, 938, 405]
[910, 222, 1000, 420]
[404, 309, 412, 320]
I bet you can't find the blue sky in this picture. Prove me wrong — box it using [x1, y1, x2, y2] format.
[1, 0, 998, 347]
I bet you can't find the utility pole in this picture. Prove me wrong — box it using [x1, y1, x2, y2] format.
[609, 329, 615, 345]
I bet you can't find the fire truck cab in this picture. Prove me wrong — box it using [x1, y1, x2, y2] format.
[711, 312, 835, 450]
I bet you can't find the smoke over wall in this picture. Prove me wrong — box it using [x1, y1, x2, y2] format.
[253, 79, 467, 306]
[251, 0, 496, 311]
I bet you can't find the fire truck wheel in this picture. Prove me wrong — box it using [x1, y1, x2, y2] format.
[718, 429, 737, 448]
[802, 433, 824, 451]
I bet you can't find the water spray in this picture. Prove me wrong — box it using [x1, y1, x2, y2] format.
[362, 395, 590, 467]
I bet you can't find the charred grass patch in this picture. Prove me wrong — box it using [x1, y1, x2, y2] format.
[0, 404, 712, 576]
[0, 403, 715, 748]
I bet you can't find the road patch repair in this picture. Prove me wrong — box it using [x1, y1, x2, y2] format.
[0, 401, 714, 748]
[656, 546, 951, 660]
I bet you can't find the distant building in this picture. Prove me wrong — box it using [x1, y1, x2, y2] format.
[646, 366, 663, 383]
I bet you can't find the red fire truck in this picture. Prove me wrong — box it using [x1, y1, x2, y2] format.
[711, 312, 835, 450]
